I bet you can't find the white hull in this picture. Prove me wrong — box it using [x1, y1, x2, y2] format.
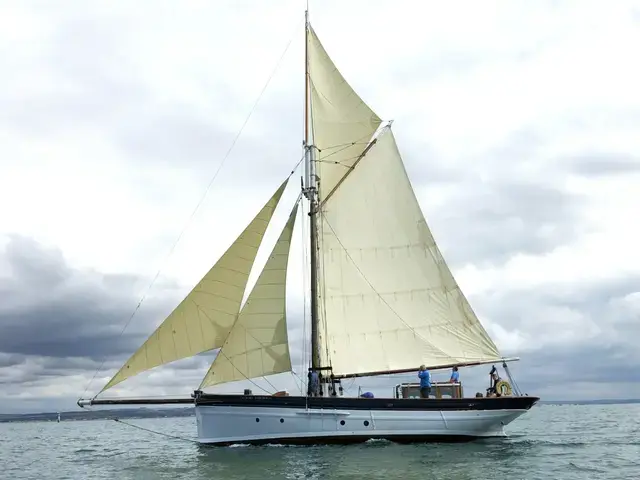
[195, 404, 529, 445]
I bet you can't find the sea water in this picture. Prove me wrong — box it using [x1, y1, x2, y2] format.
[1, 404, 638, 479]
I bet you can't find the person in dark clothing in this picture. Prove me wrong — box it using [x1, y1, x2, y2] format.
[308, 370, 319, 397]
[486, 365, 501, 396]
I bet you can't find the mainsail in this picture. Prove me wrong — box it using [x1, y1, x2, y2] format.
[199, 200, 299, 388]
[315, 128, 502, 376]
[306, 27, 503, 377]
[100, 180, 289, 392]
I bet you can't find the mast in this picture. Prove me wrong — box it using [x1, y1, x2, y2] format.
[304, 9, 321, 371]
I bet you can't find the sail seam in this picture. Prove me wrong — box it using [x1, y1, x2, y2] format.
[197, 307, 234, 327]
[190, 290, 243, 303]
[324, 323, 493, 340]
[320, 212, 453, 360]
[319, 140, 370, 153]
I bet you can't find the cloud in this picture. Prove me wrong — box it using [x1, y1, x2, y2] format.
[562, 152, 640, 177]
[0, 240, 183, 363]
[427, 178, 587, 266]
[1, 0, 640, 413]
[0, 235, 310, 412]
[1, 233, 638, 413]
[0, 236, 172, 361]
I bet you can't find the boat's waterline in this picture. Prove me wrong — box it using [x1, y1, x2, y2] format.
[194, 395, 538, 446]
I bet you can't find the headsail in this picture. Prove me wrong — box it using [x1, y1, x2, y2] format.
[199, 200, 299, 388]
[316, 127, 502, 376]
[307, 26, 382, 198]
[100, 180, 289, 393]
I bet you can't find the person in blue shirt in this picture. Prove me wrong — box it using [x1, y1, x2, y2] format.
[449, 366, 460, 398]
[449, 366, 460, 383]
[418, 365, 431, 398]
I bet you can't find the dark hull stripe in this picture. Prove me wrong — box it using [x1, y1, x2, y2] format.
[200, 434, 490, 447]
[195, 394, 539, 411]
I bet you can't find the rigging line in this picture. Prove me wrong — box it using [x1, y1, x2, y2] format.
[319, 140, 369, 152]
[316, 142, 370, 164]
[299, 189, 309, 393]
[111, 418, 198, 444]
[210, 348, 278, 394]
[320, 213, 453, 360]
[80, 20, 303, 400]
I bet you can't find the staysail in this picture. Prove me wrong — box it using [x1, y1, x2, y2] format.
[306, 27, 503, 377]
[199, 200, 299, 388]
[100, 180, 289, 392]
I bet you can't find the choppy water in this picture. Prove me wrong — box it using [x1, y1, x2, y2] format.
[1, 404, 639, 479]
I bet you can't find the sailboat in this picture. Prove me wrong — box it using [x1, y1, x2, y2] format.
[78, 10, 539, 446]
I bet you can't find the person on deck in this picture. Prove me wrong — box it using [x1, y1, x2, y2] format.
[308, 370, 320, 397]
[449, 366, 460, 383]
[486, 365, 501, 397]
[449, 366, 460, 398]
[490, 365, 500, 389]
[418, 365, 431, 398]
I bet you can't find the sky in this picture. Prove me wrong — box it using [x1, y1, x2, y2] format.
[1, 0, 640, 414]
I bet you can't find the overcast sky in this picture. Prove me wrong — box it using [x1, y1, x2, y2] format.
[1, 0, 640, 414]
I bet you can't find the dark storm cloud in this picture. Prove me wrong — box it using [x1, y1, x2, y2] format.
[471, 275, 640, 396]
[0, 236, 176, 361]
[1, 234, 638, 406]
[535, 345, 640, 382]
[0, 235, 309, 394]
[0, 356, 120, 386]
[0, 353, 25, 369]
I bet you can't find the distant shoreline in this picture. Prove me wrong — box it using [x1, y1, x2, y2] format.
[2, 398, 639, 423]
[0, 406, 195, 423]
